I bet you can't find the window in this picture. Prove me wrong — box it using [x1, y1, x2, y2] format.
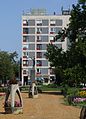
[28, 28, 35, 34]
[41, 27, 48, 34]
[28, 44, 35, 50]
[28, 20, 35, 26]
[42, 20, 49, 26]
[41, 44, 47, 50]
[41, 36, 48, 42]
[42, 60, 48, 66]
[56, 19, 62, 26]
[29, 52, 35, 58]
[23, 36, 27, 42]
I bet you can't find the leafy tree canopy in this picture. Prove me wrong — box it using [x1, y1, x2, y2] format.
[0, 50, 19, 84]
[45, 1, 86, 86]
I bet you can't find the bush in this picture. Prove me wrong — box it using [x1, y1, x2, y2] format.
[0, 87, 7, 92]
[19, 86, 29, 92]
[67, 95, 77, 105]
[63, 87, 86, 106]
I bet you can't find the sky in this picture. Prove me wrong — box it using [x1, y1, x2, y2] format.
[0, 0, 78, 59]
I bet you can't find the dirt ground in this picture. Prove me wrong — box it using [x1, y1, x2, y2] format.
[0, 92, 81, 119]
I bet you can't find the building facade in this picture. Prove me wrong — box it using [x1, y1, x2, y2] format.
[21, 9, 70, 85]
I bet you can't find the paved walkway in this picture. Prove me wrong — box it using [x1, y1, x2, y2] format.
[0, 92, 81, 119]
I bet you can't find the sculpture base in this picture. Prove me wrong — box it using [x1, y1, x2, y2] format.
[5, 107, 23, 114]
[29, 93, 38, 98]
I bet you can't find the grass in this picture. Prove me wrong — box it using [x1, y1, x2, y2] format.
[37, 84, 62, 92]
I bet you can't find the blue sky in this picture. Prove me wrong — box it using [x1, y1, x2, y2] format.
[0, 0, 78, 58]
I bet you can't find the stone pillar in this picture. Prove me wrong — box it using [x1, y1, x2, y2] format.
[29, 68, 38, 98]
[30, 68, 35, 82]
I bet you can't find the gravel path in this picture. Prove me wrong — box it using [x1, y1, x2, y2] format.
[0, 92, 81, 119]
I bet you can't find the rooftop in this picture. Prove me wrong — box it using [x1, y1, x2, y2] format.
[22, 8, 70, 16]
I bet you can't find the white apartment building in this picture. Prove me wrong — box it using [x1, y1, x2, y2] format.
[21, 9, 70, 85]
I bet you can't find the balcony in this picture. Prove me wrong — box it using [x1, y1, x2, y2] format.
[23, 32, 28, 34]
[23, 23, 28, 26]
[23, 47, 27, 50]
[36, 64, 42, 66]
[23, 70, 27, 74]
[23, 64, 29, 66]
[23, 20, 28, 26]
[36, 72, 41, 77]
[37, 56, 42, 58]
[23, 28, 28, 34]
[23, 56, 27, 58]
[50, 31, 54, 34]
[23, 39, 27, 42]
[37, 31, 41, 34]
[37, 23, 42, 26]
[50, 23, 55, 26]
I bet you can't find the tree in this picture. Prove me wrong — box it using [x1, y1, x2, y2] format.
[0, 51, 19, 85]
[79, 0, 86, 4]
[9, 51, 19, 78]
[45, 43, 67, 84]
[45, 2, 86, 86]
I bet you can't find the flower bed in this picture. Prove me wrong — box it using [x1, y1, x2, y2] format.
[73, 88, 86, 106]
[74, 98, 86, 103]
[63, 87, 86, 106]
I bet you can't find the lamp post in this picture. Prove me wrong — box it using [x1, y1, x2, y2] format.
[30, 57, 35, 82]
[29, 57, 38, 98]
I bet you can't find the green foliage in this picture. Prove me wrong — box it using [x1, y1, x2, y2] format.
[0, 87, 7, 92]
[0, 51, 19, 84]
[38, 84, 61, 91]
[63, 87, 86, 107]
[79, 0, 86, 4]
[19, 86, 29, 92]
[45, 1, 86, 87]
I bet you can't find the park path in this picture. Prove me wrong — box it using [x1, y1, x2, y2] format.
[0, 92, 81, 119]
